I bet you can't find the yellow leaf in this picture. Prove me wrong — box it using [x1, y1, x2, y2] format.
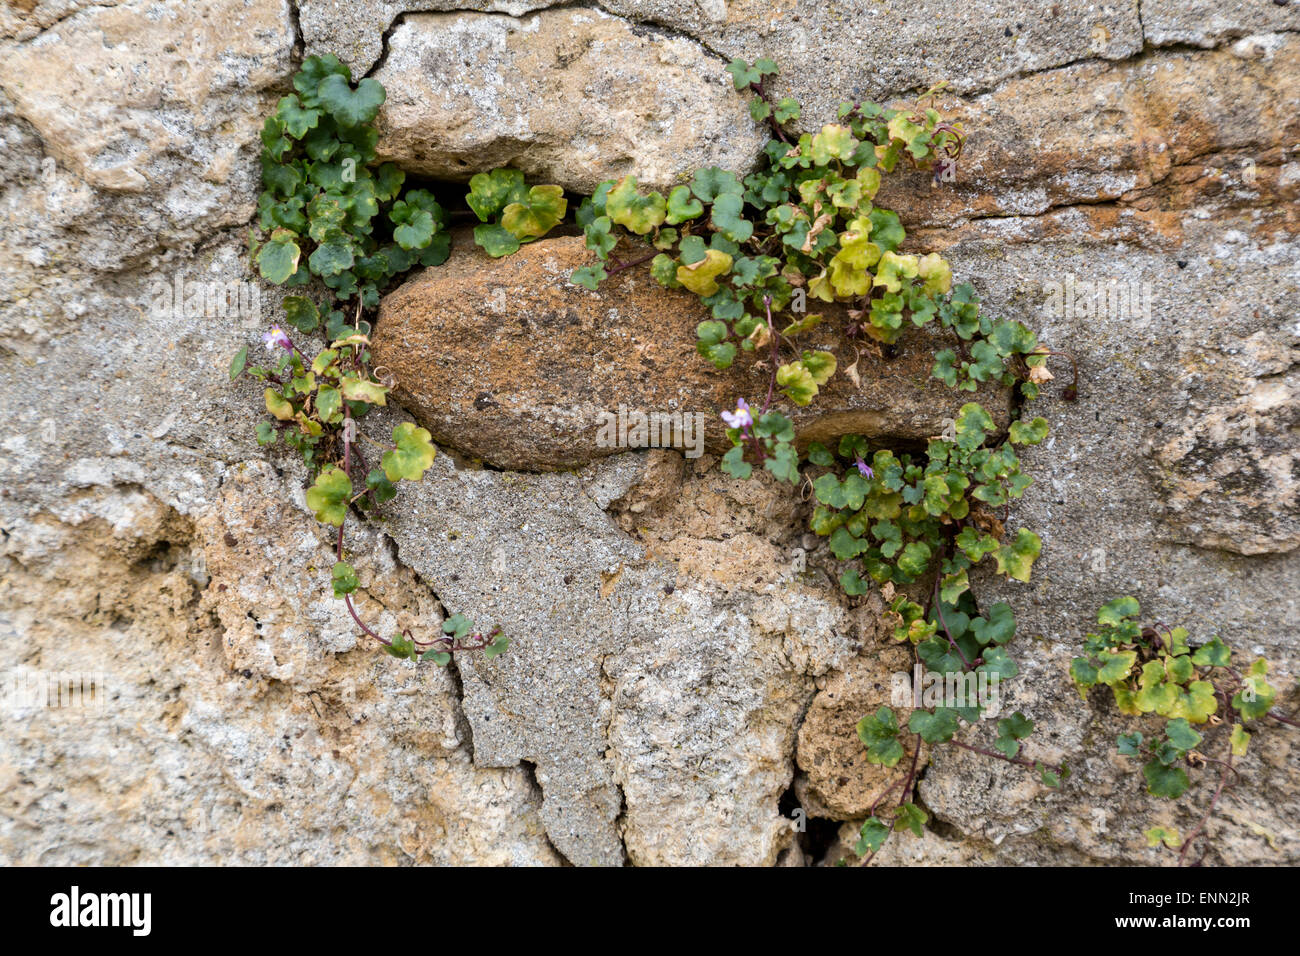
[265, 388, 295, 421]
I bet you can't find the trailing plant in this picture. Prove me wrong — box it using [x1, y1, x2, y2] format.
[234, 55, 1190, 868]
[1071, 597, 1297, 864]
[569, 58, 1071, 863]
[254, 54, 443, 308]
[466, 167, 568, 258]
[229, 57, 576, 664]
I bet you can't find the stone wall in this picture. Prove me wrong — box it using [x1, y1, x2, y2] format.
[1, 0, 1296, 866]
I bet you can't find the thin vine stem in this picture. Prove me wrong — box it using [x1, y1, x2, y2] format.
[1178, 749, 1233, 867]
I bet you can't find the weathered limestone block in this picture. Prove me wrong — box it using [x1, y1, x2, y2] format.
[0, 467, 560, 865]
[372, 234, 1011, 471]
[794, 646, 922, 821]
[0, 0, 293, 194]
[372, 8, 767, 193]
[877, 36, 1300, 232]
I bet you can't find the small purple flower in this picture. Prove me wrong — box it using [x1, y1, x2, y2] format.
[262, 326, 293, 354]
[721, 398, 753, 431]
[854, 456, 874, 479]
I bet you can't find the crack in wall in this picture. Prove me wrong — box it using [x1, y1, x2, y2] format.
[376, 531, 485, 764]
[519, 759, 579, 865]
[358, 1, 740, 82]
[352, 1, 1298, 122]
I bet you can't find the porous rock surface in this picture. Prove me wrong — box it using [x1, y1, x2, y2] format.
[371, 8, 769, 194]
[372, 232, 1011, 471]
[1, 0, 1297, 866]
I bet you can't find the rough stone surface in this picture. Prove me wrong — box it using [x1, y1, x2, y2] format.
[373, 233, 1011, 471]
[2, 0, 1298, 868]
[375, 444, 871, 864]
[298, 0, 552, 76]
[1143, 0, 1300, 48]
[304, 0, 1145, 123]
[372, 9, 767, 193]
[794, 646, 921, 821]
[594, 0, 1144, 124]
[879, 36, 1300, 231]
[0, 0, 291, 196]
[0, 464, 559, 865]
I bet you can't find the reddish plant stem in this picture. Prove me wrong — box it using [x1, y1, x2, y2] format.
[933, 573, 973, 668]
[859, 734, 924, 868]
[946, 738, 1063, 776]
[751, 80, 791, 144]
[867, 778, 906, 816]
[1179, 749, 1233, 867]
[761, 295, 779, 414]
[336, 401, 395, 648]
[605, 249, 658, 277]
[345, 593, 392, 647]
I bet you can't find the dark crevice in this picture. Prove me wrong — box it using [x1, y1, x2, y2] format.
[376, 532, 480, 758]
[442, 652, 476, 760]
[519, 759, 577, 866]
[777, 777, 845, 865]
[362, 8, 411, 80]
[610, 773, 631, 866]
[287, 0, 305, 61]
[804, 814, 846, 865]
[924, 812, 966, 843]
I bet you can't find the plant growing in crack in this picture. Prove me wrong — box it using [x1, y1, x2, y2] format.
[568, 58, 1075, 862]
[229, 55, 540, 665]
[1071, 596, 1297, 865]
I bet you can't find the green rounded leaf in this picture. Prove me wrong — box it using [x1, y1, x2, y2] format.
[229, 346, 248, 381]
[276, 93, 323, 139]
[994, 528, 1041, 583]
[855, 816, 891, 856]
[857, 707, 904, 766]
[689, 167, 743, 202]
[1098, 596, 1140, 626]
[467, 168, 529, 222]
[908, 707, 959, 744]
[474, 223, 521, 258]
[306, 467, 352, 527]
[501, 184, 567, 240]
[382, 422, 437, 482]
[666, 185, 704, 224]
[571, 263, 608, 290]
[1143, 759, 1190, 799]
[1009, 416, 1049, 445]
[317, 75, 386, 128]
[257, 229, 302, 284]
[606, 176, 666, 234]
[366, 468, 397, 504]
[721, 444, 751, 479]
[331, 561, 360, 598]
[676, 248, 732, 296]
